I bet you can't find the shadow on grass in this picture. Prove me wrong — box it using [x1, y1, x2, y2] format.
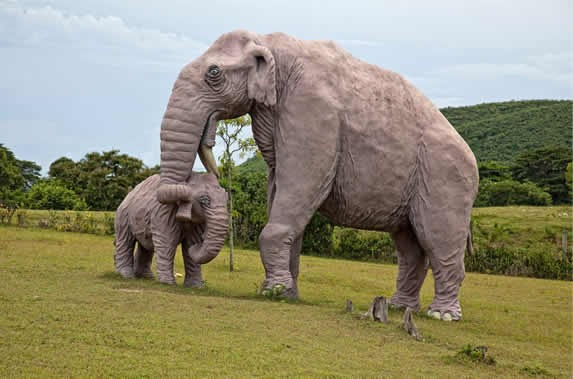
[98, 271, 311, 306]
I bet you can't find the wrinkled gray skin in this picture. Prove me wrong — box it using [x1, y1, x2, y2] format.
[156, 30, 478, 320]
[114, 173, 228, 286]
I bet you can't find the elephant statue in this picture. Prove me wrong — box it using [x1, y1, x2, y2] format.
[155, 30, 479, 321]
[114, 173, 228, 286]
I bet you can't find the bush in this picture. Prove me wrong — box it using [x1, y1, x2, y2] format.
[38, 210, 115, 235]
[455, 344, 495, 365]
[465, 246, 572, 280]
[302, 213, 334, 256]
[26, 180, 86, 210]
[475, 180, 552, 207]
[227, 170, 268, 248]
[0, 203, 18, 224]
[333, 228, 395, 262]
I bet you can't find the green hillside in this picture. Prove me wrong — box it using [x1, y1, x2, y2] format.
[441, 100, 572, 162]
[236, 153, 268, 174]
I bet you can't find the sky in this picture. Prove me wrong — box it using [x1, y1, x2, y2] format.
[1, 0, 571, 174]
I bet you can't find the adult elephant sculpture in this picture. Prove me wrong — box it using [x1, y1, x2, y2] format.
[115, 173, 228, 286]
[156, 30, 478, 320]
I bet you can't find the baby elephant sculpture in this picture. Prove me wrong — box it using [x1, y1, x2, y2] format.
[114, 173, 228, 286]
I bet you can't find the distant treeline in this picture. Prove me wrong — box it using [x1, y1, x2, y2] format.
[0, 146, 158, 211]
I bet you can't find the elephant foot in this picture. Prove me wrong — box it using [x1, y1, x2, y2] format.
[184, 279, 204, 288]
[134, 269, 154, 279]
[388, 294, 421, 312]
[116, 267, 135, 279]
[157, 276, 176, 285]
[426, 309, 461, 322]
[260, 277, 298, 299]
[427, 297, 462, 321]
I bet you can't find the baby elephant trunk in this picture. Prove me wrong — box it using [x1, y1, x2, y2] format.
[187, 195, 229, 264]
[156, 184, 193, 204]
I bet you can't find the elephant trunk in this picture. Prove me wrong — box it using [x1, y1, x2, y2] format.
[187, 198, 229, 264]
[156, 78, 219, 214]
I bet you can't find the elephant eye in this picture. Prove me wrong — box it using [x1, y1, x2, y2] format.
[207, 65, 221, 78]
[198, 195, 211, 208]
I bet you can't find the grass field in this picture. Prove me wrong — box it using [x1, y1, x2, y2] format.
[1, 226, 571, 377]
[471, 206, 571, 250]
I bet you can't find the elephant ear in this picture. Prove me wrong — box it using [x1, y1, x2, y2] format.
[246, 41, 277, 107]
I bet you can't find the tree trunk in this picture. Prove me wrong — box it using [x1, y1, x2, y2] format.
[228, 170, 234, 272]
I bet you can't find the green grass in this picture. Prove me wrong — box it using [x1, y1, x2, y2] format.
[472, 206, 572, 251]
[1, 226, 571, 377]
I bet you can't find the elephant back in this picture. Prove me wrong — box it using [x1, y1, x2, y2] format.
[122, 175, 162, 248]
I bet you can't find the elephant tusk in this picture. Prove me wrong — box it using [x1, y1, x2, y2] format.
[198, 144, 219, 178]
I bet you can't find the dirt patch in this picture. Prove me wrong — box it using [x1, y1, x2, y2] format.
[117, 288, 144, 293]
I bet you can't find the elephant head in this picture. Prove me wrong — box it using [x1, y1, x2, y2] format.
[156, 30, 275, 219]
[178, 173, 229, 264]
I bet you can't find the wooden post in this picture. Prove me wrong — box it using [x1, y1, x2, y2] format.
[403, 308, 422, 341]
[367, 296, 389, 323]
[345, 299, 353, 313]
[228, 178, 234, 272]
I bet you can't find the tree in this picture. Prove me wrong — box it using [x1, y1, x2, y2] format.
[49, 157, 81, 193]
[26, 179, 86, 210]
[512, 145, 571, 204]
[217, 115, 257, 271]
[49, 151, 158, 211]
[0, 144, 35, 212]
[0, 144, 25, 197]
[478, 161, 511, 182]
[78, 150, 152, 210]
[232, 167, 268, 246]
[475, 179, 552, 207]
[16, 159, 41, 190]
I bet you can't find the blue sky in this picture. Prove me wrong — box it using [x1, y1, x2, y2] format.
[1, 0, 571, 173]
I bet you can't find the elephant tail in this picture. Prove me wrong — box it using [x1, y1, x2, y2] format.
[466, 226, 474, 256]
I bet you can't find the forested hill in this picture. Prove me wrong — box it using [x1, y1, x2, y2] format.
[238, 100, 571, 168]
[441, 100, 572, 163]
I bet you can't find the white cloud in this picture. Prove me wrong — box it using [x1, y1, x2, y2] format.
[0, 3, 207, 54]
[438, 54, 573, 87]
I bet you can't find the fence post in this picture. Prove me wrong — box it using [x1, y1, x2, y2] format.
[562, 230, 568, 261]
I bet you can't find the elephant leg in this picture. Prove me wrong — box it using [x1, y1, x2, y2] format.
[114, 210, 136, 278]
[289, 234, 303, 295]
[259, 171, 334, 298]
[410, 191, 472, 321]
[258, 110, 339, 298]
[154, 243, 178, 285]
[389, 225, 428, 311]
[134, 244, 154, 279]
[424, 240, 466, 321]
[181, 240, 203, 288]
